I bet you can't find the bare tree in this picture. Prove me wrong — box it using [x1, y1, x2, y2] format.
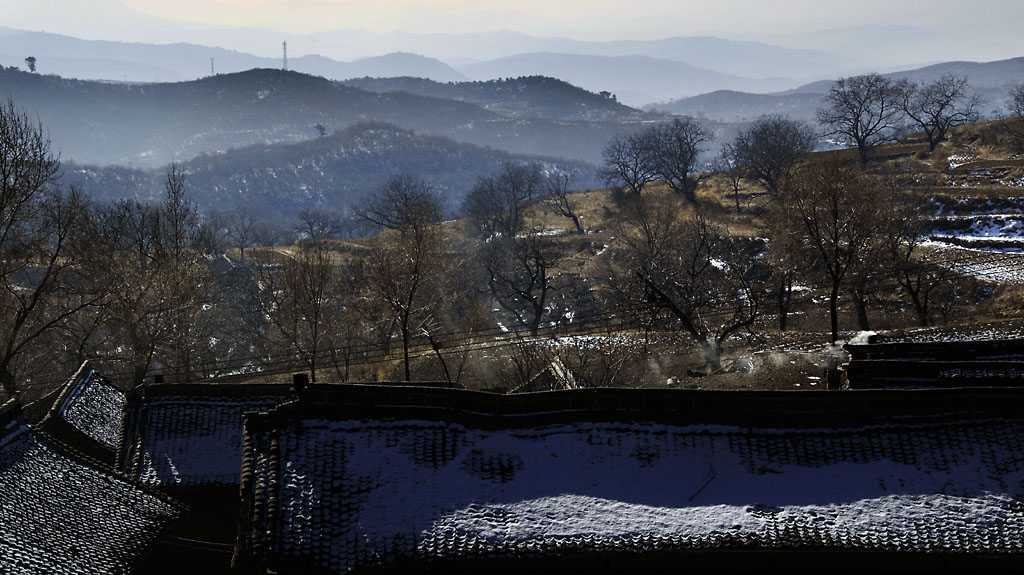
[897, 74, 980, 152]
[225, 208, 262, 262]
[158, 165, 212, 381]
[463, 163, 563, 336]
[732, 115, 816, 195]
[780, 160, 889, 343]
[254, 242, 341, 383]
[818, 73, 904, 167]
[94, 199, 168, 385]
[617, 196, 764, 371]
[764, 196, 804, 332]
[480, 233, 560, 337]
[24, 57, 36, 73]
[294, 208, 345, 241]
[545, 170, 584, 234]
[600, 118, 711, 202]
[358, 174, 443, 232]
[89, 167, 216, 385]
[598, 131, 657, 195]
[0, 99, 104, 397]
[644, 117, 711, 202]
[1005, 84, 1024, 152]
[462, 162, 543, 237]
[878, 176, 965, 326]
[253, 220, 293, 247]
[357, 176, 451, 381]
[715, 144, 746, 214]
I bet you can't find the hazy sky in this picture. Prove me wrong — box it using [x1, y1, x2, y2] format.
[5, 0, 1024, 64]
[3, 0, 1021, 41]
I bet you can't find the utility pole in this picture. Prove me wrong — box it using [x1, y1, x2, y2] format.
[283, 41, 288, 71]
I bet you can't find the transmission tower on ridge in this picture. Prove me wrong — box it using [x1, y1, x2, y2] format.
[283, 41, 288, 71]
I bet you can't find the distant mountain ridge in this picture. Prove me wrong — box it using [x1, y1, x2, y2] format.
[0, 29, 466, 83]
[0, 26, 834, 107]
[456, 52, 797, 107]
[208, 29, 846, 80]
[650, 56, 1024, 122]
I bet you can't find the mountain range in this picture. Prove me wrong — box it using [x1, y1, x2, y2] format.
[9, 25, 1021, 111]
[454, 52, 796, 107]
[649, 56, 1024, 122]
[0, 28, 467, 83]
[2, 28, 808, 107]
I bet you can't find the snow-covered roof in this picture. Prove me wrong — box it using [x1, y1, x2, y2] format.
[36, 363, 127, 459]
[0, 399, 182, 574]
[120, 384, 292, 488]
[237, 386, 1024, 573]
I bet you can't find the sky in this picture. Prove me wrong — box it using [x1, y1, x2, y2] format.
[4, 0, 1024, 64]
[3, 0, 1022, 41]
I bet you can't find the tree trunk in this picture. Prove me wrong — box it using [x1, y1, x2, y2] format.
[777, 273, 793, 332]
[0, 363, 15, 399]
[853, 289, 870, 331]
[402, 324, 411, 382]
[905, 282, 930, 327]
[829, 283, 840, 344]
[571, 214, 584, 234]
[857, 143, 870, 167]
[699, 337, 723, 372]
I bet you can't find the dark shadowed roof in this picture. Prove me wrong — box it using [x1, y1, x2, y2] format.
[119, 383, 293, 488]
[0, 399, 182, 574]
[235, 386, 1024, 574]
[845, 339, 1024, 389]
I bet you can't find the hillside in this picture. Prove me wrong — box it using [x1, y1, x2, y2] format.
[0, 67, 650, 167]
[65, 123, 600, 218]
[341, 76, 648, 122]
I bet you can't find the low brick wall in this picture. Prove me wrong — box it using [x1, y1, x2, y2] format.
[267, 384, 1024, 430]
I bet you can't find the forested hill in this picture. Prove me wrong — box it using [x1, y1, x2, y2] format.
[0, 67, 494, 167]
[65, 123, 600, 219]
[341, 76, 649, 122]
[0, 67, 649, 167]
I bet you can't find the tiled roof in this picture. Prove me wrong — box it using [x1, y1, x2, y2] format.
[57, 368, 126, 449]
[120, 384, 291, 488]
[845, 339, 1024, 389]
[237, 387, 1024, 573]
[0, 399, 182, 574]
[37, 360, 126, 454]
